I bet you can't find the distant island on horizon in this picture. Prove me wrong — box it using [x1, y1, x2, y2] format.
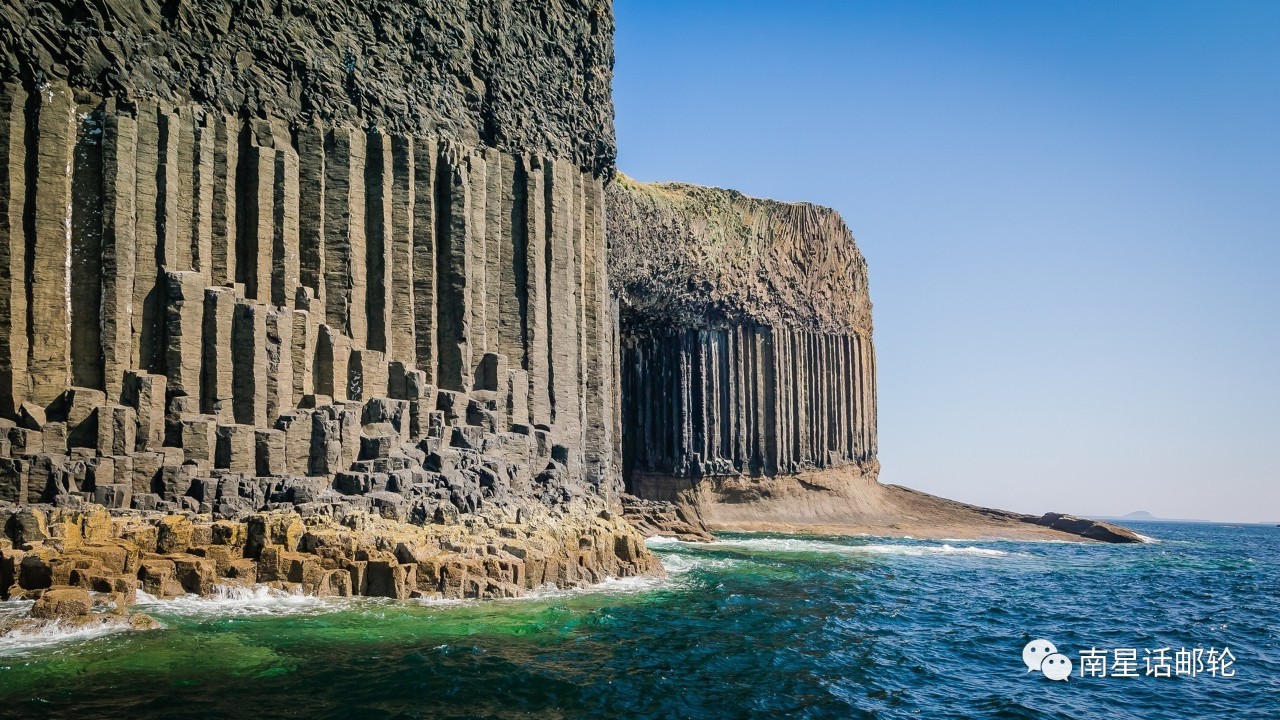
[1092, 511, 1279, 525]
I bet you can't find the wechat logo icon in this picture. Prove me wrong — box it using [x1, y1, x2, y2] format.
[1023, 638, 1073, 681]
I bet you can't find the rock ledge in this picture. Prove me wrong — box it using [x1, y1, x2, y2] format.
[2, 502, 662, 611]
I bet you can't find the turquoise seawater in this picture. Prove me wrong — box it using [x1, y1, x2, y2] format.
[0, 521, 1276, 718]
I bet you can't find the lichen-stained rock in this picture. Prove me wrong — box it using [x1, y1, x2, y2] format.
[155, 515, 193, 554]
[7, 0, 619, 175]
[608, 176, 872, 335]
[2, 503, 663, 605]
[137, 556, 182, 597]
[171, 554, 217, 595]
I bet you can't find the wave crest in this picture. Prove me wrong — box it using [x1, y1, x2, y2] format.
[690, 536, 1020, 558]
[0, 616, 134, 657]
[134, 585, 337, 618]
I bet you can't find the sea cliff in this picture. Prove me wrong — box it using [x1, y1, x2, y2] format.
[0, 0, 662, 621]
[607, 177, 1138, 544]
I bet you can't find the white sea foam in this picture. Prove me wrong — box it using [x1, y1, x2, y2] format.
[134, 584, 339, 618]
[135, 573, 668, 616]
[703, 536, 1021, 558]
[518, 574, 665, 600]
[1134, 533, 1160, 544]
[658, 553, 741, 575]
[409, 596, 469, 608]
[864, 543, 1012, 557]
[646, 535, 749, 573]
[0, 615, 135, 657]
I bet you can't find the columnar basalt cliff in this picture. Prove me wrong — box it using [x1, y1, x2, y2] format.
[0, 0, 663, 608]
[607, 177, 1139, 544]
[608, 177, 878, 487]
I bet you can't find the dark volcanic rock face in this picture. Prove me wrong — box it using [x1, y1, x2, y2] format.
[0, 0, 616, 175]
[607, 176, 872, 334]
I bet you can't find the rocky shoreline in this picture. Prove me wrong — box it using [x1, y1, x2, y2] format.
[624, 467, 1143, 544]
[1, 500, 660, 629]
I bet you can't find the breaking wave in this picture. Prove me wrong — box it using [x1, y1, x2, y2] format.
[131, 573, 670, 618]
[134, 585, 340, 618]
[657, 553, 743, 575]
[518, 574, 667, 600]
[702, 536, 1021, 558]
[0, 615, 135, 657]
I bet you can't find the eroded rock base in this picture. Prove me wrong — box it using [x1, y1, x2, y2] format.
[1, 502, 661, 610]
[620, 494, 713, 543]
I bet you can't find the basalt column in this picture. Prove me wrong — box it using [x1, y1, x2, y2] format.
[0, 84, 27, 417]
[28, 82, 76, 406]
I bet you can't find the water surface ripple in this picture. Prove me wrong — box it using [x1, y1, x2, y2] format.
[0, 521, 1274, 719]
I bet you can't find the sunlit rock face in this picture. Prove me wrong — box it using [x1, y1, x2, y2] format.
[0, 0, 663, 599]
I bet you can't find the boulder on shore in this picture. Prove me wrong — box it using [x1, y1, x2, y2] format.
[30, 585, 91, 620]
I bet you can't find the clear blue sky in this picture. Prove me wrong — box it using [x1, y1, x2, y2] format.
[613, 0, 1280, 523]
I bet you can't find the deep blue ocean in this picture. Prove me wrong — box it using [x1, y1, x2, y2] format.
[0, 520, 1276, 718]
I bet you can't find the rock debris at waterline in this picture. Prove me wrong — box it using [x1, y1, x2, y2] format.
[2, 503, 659, 617]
